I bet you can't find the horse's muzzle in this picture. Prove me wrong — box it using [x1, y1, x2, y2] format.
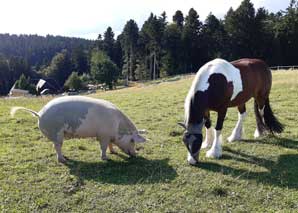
[183, 133, 203, 163]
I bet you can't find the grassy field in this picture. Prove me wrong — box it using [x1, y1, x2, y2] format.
[1, 71, 298, 212]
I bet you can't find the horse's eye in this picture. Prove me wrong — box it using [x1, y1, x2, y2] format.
[183, 133, 191, 141]
[130, 138, 134, 143]
[185, 132, 191, 137]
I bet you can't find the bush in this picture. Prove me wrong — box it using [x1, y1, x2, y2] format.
[64, 72, 85, 91]
[91, 51, 119, 89]
[15, 74, 30, 90]
[15, 74, 37, 95]
[80, 73, 92, 83]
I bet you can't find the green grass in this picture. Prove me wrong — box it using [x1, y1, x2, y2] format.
[1, 71, 298, 212]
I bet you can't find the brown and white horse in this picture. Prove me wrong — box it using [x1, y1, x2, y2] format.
[179, 58, 284, 165]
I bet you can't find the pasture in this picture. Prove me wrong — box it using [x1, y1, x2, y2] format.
[0, 71, 298, 212]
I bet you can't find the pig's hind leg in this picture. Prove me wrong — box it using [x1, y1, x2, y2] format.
[53, 132, 67, 163]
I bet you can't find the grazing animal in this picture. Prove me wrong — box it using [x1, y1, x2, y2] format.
[11, 96, 147, 163]
[179, 58, 284, 165]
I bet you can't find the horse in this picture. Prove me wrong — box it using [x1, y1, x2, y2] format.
[178, 58, 284, 165]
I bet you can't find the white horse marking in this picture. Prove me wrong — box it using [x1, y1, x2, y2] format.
[201, 127, 214, 149]
[259, 106, 265, 117]
[227, 112, 247, 142]
[187, 152, 198, 165]
[254, 106, 266, 138]
[184, 58, 243, 124]
[206, 130, 222, 158]
[254, 128, 261, 138]
[259, 106, 265, 124]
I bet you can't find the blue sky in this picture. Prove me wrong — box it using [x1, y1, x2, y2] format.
[0, 0, 291, 39]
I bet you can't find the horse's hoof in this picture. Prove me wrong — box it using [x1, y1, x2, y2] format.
[227, 136, 238, 143]
[187, 153, 198, 165]
[254, 129, 261, 138]
[206, 149, 222, 158]
[201, 141, 211, 149]
[227, 133, 242, 142]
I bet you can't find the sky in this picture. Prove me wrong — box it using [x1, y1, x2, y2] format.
[0, 0, 291, 40]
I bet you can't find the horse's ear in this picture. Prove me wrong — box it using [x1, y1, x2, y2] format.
[177, 122, 186, 129]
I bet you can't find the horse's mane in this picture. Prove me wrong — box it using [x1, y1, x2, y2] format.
[184, 76, 197, 125]
[184, 61, 210, 125]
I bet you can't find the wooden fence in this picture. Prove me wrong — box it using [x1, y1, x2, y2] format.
[270, 65, 298, 70]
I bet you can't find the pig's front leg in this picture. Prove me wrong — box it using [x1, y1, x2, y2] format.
[108, 143, 117, 154]
[99, 136, 109, 160]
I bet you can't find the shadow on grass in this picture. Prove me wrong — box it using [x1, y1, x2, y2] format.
[199, 146, 298, 189]
[65, 157, 177, 185]
[242, 137, 298, 149]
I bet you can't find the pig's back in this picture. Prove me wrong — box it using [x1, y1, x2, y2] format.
[38, 96, 120, 140]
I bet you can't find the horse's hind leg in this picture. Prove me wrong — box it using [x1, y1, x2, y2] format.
[202, 111, 214, 149]
[227, 105, 247, 142]
[206, 108, 227, 158]
[254, 95, 284, 136]
[254, 97, 267, 138]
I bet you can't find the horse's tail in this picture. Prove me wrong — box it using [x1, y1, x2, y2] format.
[10, 107, 40, 118]
[263, 98, 284, 133]
[254, 99, 284, 134]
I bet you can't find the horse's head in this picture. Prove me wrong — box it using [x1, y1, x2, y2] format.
[178, 122, 204, 165]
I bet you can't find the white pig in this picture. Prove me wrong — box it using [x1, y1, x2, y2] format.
[11, 96, 146, 163]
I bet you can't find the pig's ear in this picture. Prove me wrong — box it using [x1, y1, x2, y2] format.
[133, 134, 146, 143]
[138, 129, 147, 134]
[177, 122, 186, 129]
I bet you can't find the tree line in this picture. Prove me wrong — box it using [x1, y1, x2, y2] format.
[1, 0, 298, 95]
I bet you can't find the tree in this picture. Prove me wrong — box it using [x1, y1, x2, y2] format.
[94, 34, 104, 51]
[201, 13, 229, 60]
[182, 8, 203, 72]
[0, 55, 10, 95]
[224, 0, 257, 59]
[173, 10, 184, 29]
[42, 50, 73, 86]
[8, 56, 31, 82]
[113, 37, 123, 70]
[71, 46, 89, 75]
[161, 23, 183, 76]
[103, 27, 116, 62]
[15, 74, 29, 89]
[91, 51, 119, 89]
[0, 34, 92, 69]
[64, 72, 85, 91]
[121, 20, 139, 83]
[139, 13, 167, 79]
[274, 0, 298, 65]
[14, 74, 36, 94]
[253, 8, 275, 62]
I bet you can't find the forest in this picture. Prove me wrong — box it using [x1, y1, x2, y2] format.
[0, 0, 298, 95]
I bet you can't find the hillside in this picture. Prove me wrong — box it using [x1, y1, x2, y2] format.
[0, 71, 298, 212]
[0, 34, 93, 67]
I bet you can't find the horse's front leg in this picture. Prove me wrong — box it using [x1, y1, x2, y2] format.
[206, 108, 227, 158]
[228, 105, 247, 142]
[202, 111, 214, 149]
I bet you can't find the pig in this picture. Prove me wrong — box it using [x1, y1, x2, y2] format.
[11, 96, 147, 163]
